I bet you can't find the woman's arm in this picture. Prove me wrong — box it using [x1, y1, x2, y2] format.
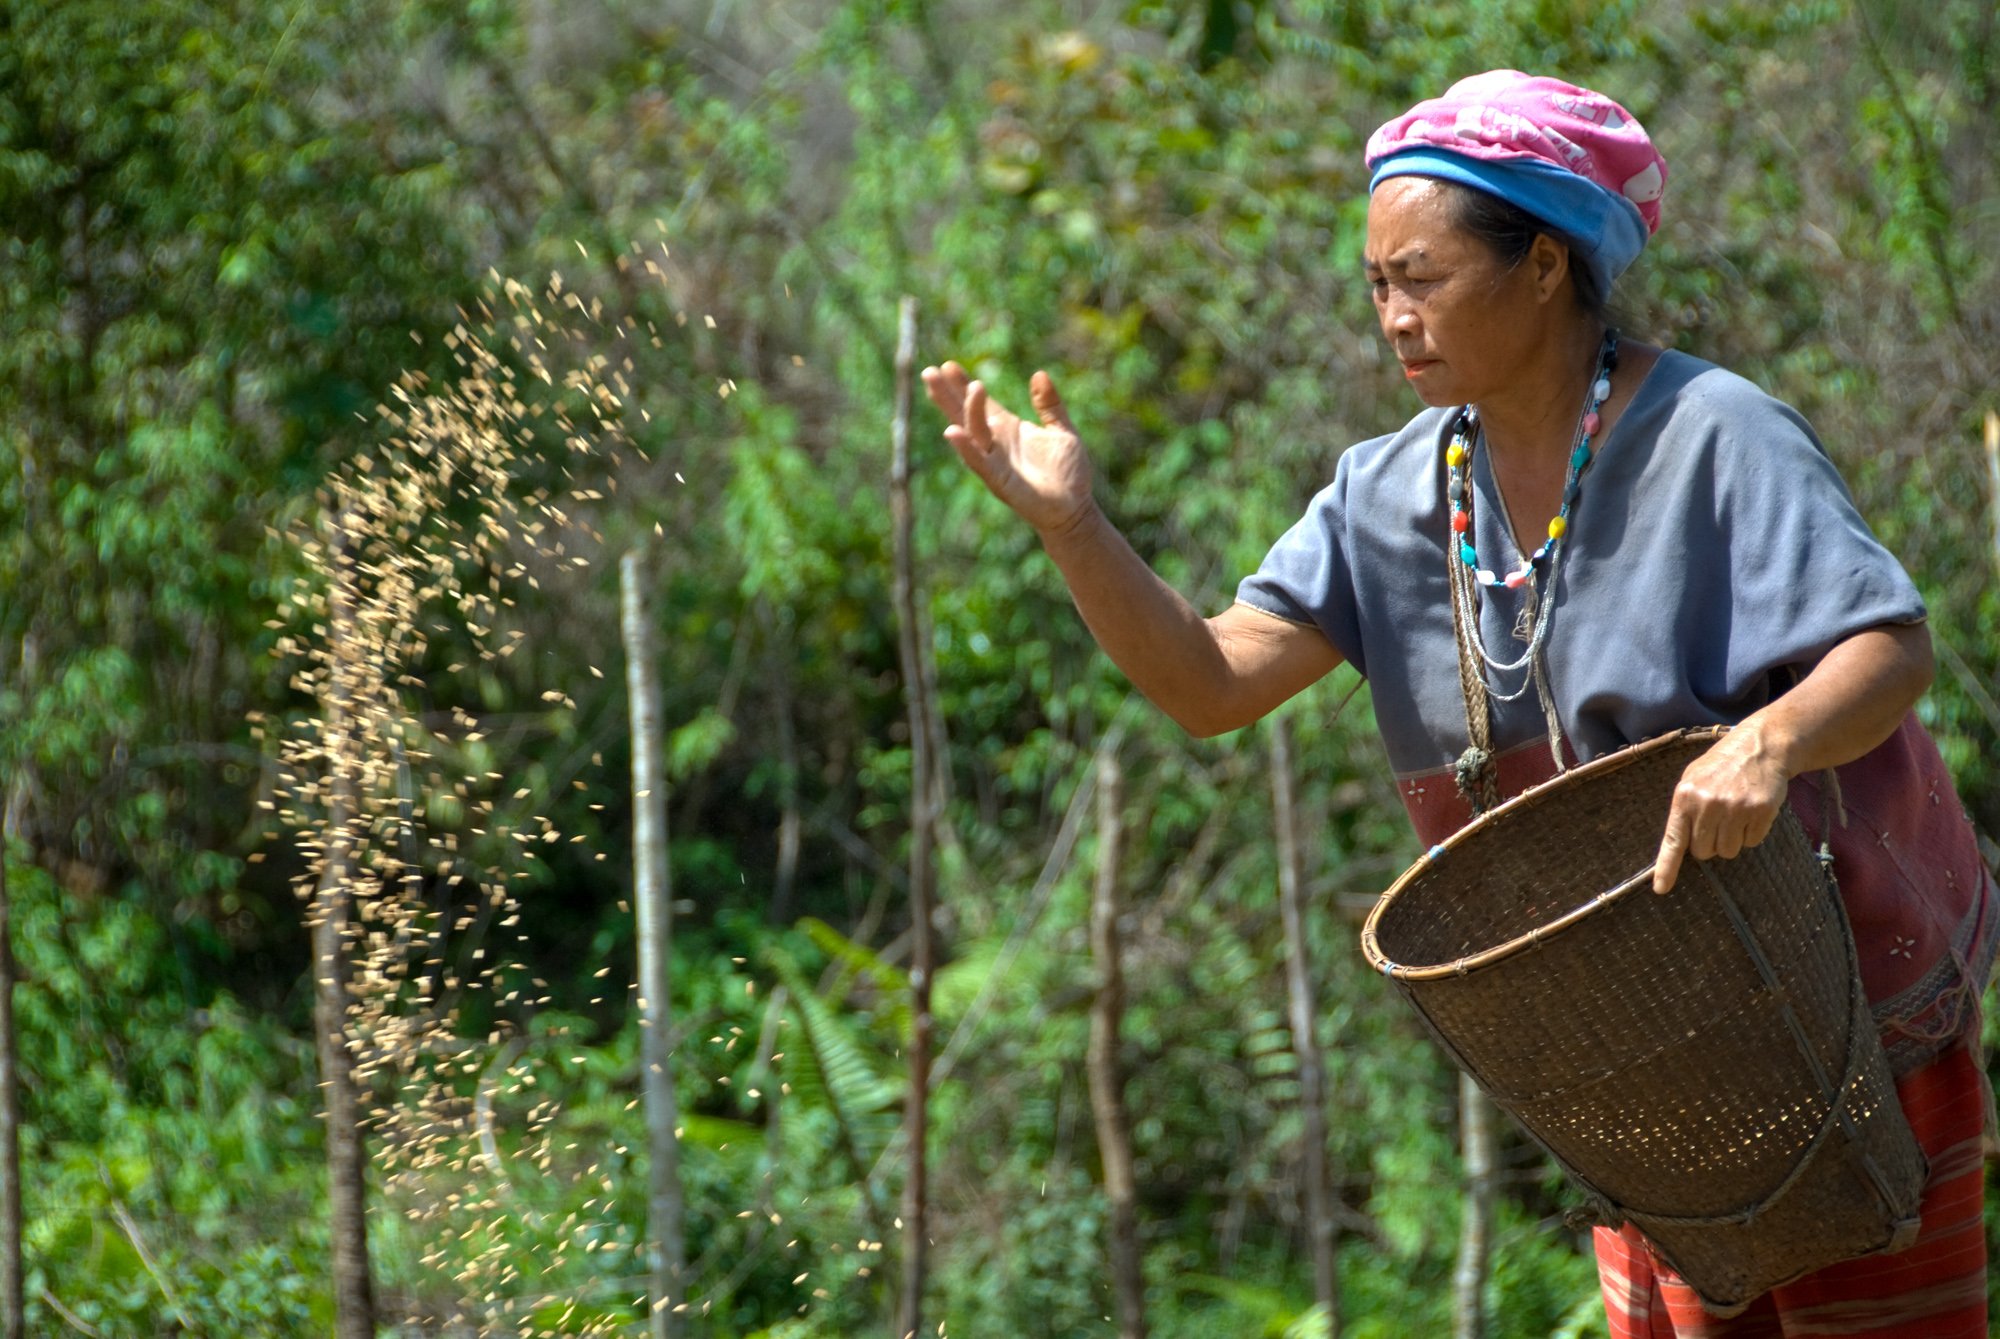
[1651, 620, 1934, 892]
[1040, 505, 1344, 736]
[924, 361, 1343, 736]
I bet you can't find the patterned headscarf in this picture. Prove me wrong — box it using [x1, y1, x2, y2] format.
[1366, 71, 1668, 294]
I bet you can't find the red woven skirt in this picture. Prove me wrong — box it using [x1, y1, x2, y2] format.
[1593, 1042, 1992, 1338]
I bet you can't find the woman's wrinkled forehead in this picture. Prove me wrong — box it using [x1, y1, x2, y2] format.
[1363, 178, 1480, 268]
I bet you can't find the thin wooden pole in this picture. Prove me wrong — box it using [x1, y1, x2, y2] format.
[0, 807, 21, 1339]
[624, 545, 687, 1339]
[1983, 410, 1999, 583]
[888, 295, 936, 1339]
[1453, 1074, 1496, 1339]
[1270, 715, 1338, 1336]
[1087, 748, 1146, 1339]
[316, 513, 376, 1339]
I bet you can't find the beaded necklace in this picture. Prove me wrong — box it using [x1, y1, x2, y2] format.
[1443, 330, 1620, 804]
[1445, 327, 1619, 776]
[1446, 330, 1620, 591]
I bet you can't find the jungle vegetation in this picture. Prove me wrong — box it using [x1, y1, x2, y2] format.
[1, 0, 1996, 1334]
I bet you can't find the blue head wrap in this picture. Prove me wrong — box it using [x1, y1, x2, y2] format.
[1368, 148, 1650, 299]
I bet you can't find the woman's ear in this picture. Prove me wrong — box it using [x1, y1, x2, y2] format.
[1529, 232, 1571, 304]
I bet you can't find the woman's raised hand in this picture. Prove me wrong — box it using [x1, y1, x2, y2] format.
[922, 361, 1096, 537]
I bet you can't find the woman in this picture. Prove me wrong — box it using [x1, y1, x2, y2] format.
[923, 72, 1997, 1338]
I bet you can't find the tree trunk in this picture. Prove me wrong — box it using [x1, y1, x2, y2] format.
[316, 517, 376, 1339]
[888, 295, 936, 1339]
[623, 545, 687, 1339]
[1270, 715, 1338, 1337]
[1087, 748, 1147, 1339]
[1453, 1075, 1497, 1339]
[0, 811, 21, 1339]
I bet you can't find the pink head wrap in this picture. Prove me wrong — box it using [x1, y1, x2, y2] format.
[1366, 70, 1667, 234]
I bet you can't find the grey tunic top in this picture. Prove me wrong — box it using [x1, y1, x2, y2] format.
[1235, 350, 1927, 777]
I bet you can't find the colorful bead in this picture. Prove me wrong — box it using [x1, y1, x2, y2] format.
[1446, 331, 1616, 590]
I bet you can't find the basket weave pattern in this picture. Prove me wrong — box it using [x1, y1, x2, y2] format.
[1363, 729, 1926, 1312]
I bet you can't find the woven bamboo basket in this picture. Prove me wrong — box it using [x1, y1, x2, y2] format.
[1360, 727, 1926, 1314]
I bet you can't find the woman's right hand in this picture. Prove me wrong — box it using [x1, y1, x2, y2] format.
[922, 360, 1343, 736]
[922, 360, 1096, 538]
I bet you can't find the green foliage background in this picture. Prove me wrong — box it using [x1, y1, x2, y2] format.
[1, 0, 1996, 1334]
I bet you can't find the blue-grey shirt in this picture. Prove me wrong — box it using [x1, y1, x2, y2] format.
[1235, 351, 1926, 776]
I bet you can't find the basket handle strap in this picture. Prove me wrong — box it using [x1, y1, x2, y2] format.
[1447, 531, 1501, 815]
[1815, 765, 1846, 892]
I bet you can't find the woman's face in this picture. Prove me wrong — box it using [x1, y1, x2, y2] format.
[1363, 177, 1553, 408]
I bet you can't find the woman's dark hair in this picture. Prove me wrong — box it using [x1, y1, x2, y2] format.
[1441, 181, 1612, 327]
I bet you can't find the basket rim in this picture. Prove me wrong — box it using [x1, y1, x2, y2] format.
[1360, 725, 1730, 981]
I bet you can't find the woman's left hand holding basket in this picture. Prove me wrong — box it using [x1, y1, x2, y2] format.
[1651, 622, 1935, 893]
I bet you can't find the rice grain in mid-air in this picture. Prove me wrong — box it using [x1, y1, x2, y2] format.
[267, 260, 718, 1335]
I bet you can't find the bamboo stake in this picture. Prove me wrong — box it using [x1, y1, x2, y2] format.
[888, 295, 936, 1339]
[1453, 1074, 1496, 1339]
[1270, 715, 1338, 1336]
[0, 800, 19, 1339]
[1984, 411, 1999, 583]
[315, 512, 377, 1339]
[1087, 747, 1146, 1339]
[624, 544, 687, 1339]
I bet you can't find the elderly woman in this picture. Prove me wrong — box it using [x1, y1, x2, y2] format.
[923, 71, 1996, 1339]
